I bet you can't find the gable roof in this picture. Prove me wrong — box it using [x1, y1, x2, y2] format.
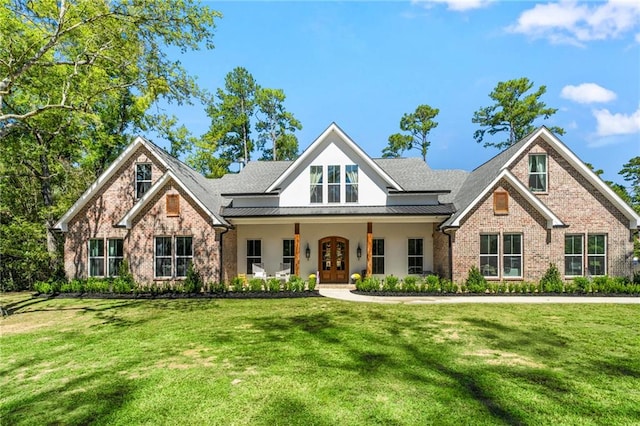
[442, 127, 640, 229]
[266, 123, 403, 192]
[54, 136, 228, 231]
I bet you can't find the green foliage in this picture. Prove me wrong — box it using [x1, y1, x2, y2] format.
[383, 104, 439, 161]
[209, 281, 228, 294]
[183, 263, 203, 294]
[620, 156, 640, 214]
[33, 281, 52, 294]
[465, 266, 487, 293]
[256, 88, 302, 161]
[472, 77, 564, 150]
[288, 276, 305, 292]
[540, 263, 564, 293]
[402, 276, 418, 292]
[307, 275, 317, 291]
[356, 276, 380, 292]
[267, 278, 281, 293]
[441, 279, 457, 294]
[423, 275, 441, 293]
[85, 278, 110, 293]
[231, 277, 245, 293]
[248, 278, 264, 292]
[382, 275, 400, 292]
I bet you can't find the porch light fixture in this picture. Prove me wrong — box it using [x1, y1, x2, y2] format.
[357, 244, 362, 259]
[305, 244, 311, 260]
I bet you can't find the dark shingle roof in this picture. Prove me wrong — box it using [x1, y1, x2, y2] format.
[221, 204, 456, 217]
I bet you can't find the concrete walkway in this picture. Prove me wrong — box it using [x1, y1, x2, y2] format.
[318, 288, 640, 304]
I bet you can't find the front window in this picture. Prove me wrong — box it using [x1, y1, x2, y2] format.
[408, 238, 423, 274]
[529, 154, 547, 192]
[155, 236, 172, 278]
[345, 165, 358, 203]
[176, 237, 193, 277]
[283, 239, 295, 273]
[107, 239, 123, 277]
[136, 163, 152, 199]
[372, 238, 384, 274]
[89, 239, 104, 277]
[480, 234, 498, 277]
[328, 165, 340, 203]
[588, 234, 606, 276]
[310, 166, 323, 203]
[503, 234, 522, 277]
[247, 239, 262, 274]
[565, 235, 583, 276]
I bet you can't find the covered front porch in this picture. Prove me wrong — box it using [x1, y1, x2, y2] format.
[230, 216, 448, 283]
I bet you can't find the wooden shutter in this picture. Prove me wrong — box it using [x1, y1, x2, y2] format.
[493, 191, 508, 214]
[166, 194, 180, 217]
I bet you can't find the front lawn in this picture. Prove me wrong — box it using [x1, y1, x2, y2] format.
[1, 293, 639, 425]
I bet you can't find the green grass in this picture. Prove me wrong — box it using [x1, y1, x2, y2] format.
[1, 292, 639, 425]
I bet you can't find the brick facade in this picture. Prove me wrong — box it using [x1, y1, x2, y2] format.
[448, 137, 634, 283]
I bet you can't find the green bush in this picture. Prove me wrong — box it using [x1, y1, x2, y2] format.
[573, 276, 590, 293]
[382, 276, 399, 292]
[183, 263, 203, 294]
[424, 275, 440, 293]
[356, 276, 380, 292]
[307, 276, 317, 291]
[540, 263, 563, 293]
[267, 278, 281, 293]
[85, 277, 110, 293]
[402, 276, 418, 292]
[248, 278, 264, 292]
[231, 277, 245, 292]
[289, 276, 305, 292]
[441, 279, 457, 293]
[209, 281, 228, 294]
[466, 266, 487, 293]
[112, 277, 133, 294]
[34, 281, 52, 294]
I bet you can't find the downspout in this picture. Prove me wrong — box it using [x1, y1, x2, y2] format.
[217, 226, 231, 285]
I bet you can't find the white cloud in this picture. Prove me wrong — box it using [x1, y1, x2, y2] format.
[561, 83, 617, 104]
[508, 1, 640, 46]
[412, 0, 494, 12]
[593, 107, 640, 136]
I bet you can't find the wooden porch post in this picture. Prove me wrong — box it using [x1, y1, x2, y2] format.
[294, 223, 300, 276]
[367, 222, 373, 277]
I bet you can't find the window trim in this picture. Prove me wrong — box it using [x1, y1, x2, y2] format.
[479, 234, 499, 278]
[564, 234, 584, 277]
[407, 238, 424, 275]
[154, 236, 173, 279]
[310, 165, 323, 204]
[107, 238, 124, 277]
[327, 165, 341, 203]
[587, 234, 607, 277]
[372, 238, 384, 275]
[246, 239, 262, 274]
[282, 239, 295, 273]
[502, 233, 522, 279]
[136, 163, 152, 199]
[89, 238, 105, 277]
[528, 154, 548, 193]
[345, 165, 359, 204]
[175, 236, 193, 278]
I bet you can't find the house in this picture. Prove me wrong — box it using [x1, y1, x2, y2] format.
[54, 123, 639, 286]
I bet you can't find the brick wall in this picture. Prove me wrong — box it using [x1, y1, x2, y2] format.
[450, 136, 634, 282]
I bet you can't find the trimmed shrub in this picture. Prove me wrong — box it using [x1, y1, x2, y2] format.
[267, 278, 281, 293]
[356, 276, 380, 292]
[86, 278, 110, 293]
[183, 263, 203, 294]
[307, 276, 317, 291]
[34, 281, 52, 294]
[424, 275, 440, 293]
[441, 279, 457, 294]
[248, 278, 264, 292]
[540, 263, 563, 293]
[289, 276, 305, 292]
[402, 276, 418, 292]
[209, 281, 228, 294]
[231, 276, 245, 292]
[466, 266, 487, 293]
[382, 276, 400, 292]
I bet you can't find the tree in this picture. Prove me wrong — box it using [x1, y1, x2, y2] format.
[0, 0, 220, 289]
[256, 88, 301, 161]
[382, 104, 439, 161]
[620, 157, 640, 213]
[472, 77, 565, 150]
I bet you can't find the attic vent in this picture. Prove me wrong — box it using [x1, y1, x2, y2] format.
[166, 194, 180, 217]
[493, 191, 508, 215]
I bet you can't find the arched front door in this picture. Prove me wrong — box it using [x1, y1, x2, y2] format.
[319, 236, 349, 283]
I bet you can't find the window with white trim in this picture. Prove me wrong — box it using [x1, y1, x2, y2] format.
[345, 165, 358, 203]
[502, 234, 522, 277]
[283, 239, 295, 273]
[564, 235, 583, 276]
[408, 238, 423, 274]
[588, 234, 606, 276]
[136, 163, 152, 199]
[155, 236, 172, 278]
[310, 166, 323, 203]
[328, 165, 340, 203]
[89, 239, 105, 277]
[176, 237, 193, 278]
[107, 239, 124, 277]
[528, 154, 547, 192]
[480, 234, 499, 277]
[372, 238, 384, 274]
[247, 239, 262, 274]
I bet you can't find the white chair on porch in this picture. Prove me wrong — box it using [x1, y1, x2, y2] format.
[252, 263, 267, 280]
[275, 263, 291, 282]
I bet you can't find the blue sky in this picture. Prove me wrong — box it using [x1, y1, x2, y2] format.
[162, 0, 640, 185]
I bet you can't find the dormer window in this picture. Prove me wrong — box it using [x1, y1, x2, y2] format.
[346, 165, 358, 203]
[328, 165, 340, 203]
[136, 163, 152, 199]
[310, 166, 323, 203]
[528, 154, 547, 192]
